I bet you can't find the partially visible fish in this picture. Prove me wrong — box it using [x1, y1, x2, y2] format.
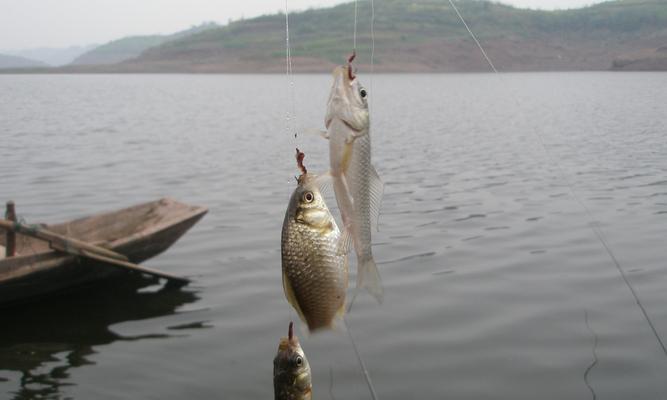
[324, 58, 384, 303]
[281, 149, 349, 331]
[274, 321, 312, 400]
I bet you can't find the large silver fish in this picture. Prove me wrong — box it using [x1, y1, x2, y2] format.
[324, 62, 384, 303]
[273, 321, 312, 400]
[281, 152, 348, 331]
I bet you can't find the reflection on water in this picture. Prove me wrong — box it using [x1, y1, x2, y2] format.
[0, 277, 200, 399]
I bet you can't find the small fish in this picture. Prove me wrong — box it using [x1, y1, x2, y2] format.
[324, 56, 384, 303]
[274, 321, 312, 400]
[281, 149, 348, 331]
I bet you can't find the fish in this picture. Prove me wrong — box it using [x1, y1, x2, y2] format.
[281, 149, 349, 331]
[273, 321, 312, 400]
[324, 57, 384, 303]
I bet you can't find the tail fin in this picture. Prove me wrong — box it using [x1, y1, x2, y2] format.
[357, 256, 383, 303]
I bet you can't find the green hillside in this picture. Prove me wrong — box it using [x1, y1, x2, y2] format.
[121, 0, 667, 72]
[4, 0, 666, 73]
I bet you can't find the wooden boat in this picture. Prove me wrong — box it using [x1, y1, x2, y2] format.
[0, 198, 207, 306]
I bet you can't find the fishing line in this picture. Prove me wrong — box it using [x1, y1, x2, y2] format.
[343, 317, 379, 400]
[349, 3, 381, 397]
[531, 118, 667, 357]
[284, 0, 298, 142]
[284, 0, 296, 326]
[370, 0, 375, 114]
[447, 0, 497, 73]
[353, 0, 359, 52]
[584, 309, 599, 400]
[448, 0, 667, 357]
[329, 365, 337, 400]
[282, 3, 380, 398]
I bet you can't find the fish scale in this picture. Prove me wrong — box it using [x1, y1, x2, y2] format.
[325, 65, 384, 303]
[281, 174, 348, 332]
[348, 132, 374, 259]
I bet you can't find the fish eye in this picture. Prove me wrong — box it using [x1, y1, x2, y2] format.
[295, 356, 303, 367]
[359, 88, 367, 98]
[302, 191, 314, 203]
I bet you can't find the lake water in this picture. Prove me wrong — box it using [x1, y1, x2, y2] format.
[0, 72, 666, 400]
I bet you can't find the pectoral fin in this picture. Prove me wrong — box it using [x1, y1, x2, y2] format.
[300, 128, 329, 139]
[336, 229, 353, 256]
[313, 172, 333, 196]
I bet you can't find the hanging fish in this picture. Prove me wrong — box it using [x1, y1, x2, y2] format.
[273, 321, 312, 400]
[281, 149, 349, 332]
[324, 55, 384, 303]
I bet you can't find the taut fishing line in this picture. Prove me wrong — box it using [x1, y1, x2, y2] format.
[345, 3, 381, 399]
[449, 0, 498, 73]
[284, 0, 298, 143]
[344, 317, 379, 400]
[447, 0, 497, 73]
[284, 0, 295, 325]
[353, 0, 359, 52]
[447, 0, 667, 357]
[370, 0, 375, 114]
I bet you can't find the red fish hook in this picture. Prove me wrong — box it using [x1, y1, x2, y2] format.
[348, 50, 356, 81]
[295, 148, 307, 175]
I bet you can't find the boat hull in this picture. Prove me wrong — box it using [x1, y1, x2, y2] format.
[0, 198, 206, 306]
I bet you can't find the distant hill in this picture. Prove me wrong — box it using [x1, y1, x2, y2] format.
[3, 45, 97, 66]
[0, 54, 48, 69]
[117, 0, 667, 72]
[70, 22, 219, 66]
[3, 0, 667, 73]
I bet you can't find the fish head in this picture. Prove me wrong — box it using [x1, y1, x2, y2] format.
[325, 64, 369, 133]
[292, 174, 335, 232]
[273, 322, 312, 399]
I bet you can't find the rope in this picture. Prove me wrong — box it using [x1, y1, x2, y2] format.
[15, 217, 39, 255]
[448, 0, 667, 357]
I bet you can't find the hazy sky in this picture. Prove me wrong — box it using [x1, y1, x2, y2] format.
[0, 0, 610, 51]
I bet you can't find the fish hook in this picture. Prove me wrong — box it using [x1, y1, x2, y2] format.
[288, 321, 294, 341]
[296, 148, 307, 175]
[348, 50, 356, 81]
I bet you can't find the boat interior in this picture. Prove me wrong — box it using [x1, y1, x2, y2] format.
[0, 198, 206, 258]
